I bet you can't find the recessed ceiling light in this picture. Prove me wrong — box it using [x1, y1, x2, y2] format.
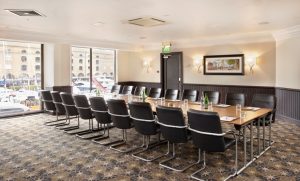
[4, 9, 45, 17]
[139, 36, 147, 39]
[93, 21, 104, 26]
[258, 21, 270, 25]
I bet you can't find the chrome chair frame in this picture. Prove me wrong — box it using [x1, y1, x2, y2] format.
[91, 109, 117, 146]
[130, 116, 167, 162]
[59, 103, 81, 131]
[74, 105, 105, 139]
[157, 121, 199, 172]
[108, 112, 140, 153]
[188, 128, 238, 181]
[42, 99, 68, 125]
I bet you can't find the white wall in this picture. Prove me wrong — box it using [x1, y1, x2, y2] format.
[276, 37, 300, 89]
[118, 41, 276, 86]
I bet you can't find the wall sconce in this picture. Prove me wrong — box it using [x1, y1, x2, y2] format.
[193, 58, 203, 73]
[142, 59, 151, 73]
[247, 57, 257, 74]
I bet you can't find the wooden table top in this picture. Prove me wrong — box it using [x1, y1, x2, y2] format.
[114, 95, 272, 126]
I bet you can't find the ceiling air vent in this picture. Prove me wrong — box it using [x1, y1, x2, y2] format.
[5, 9, 45, 17]
[128, 17, 166, 27]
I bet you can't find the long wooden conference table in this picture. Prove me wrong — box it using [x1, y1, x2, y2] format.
[99, 93, 273, 176]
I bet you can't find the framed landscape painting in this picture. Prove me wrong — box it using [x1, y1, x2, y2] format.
[203, 54, 244, 75]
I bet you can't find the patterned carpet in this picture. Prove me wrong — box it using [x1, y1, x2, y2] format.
[0, 113, 299, 181]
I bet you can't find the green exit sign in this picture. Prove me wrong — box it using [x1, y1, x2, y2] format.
[162, 45, 171, 54]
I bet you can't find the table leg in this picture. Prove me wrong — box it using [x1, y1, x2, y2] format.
[263, 117, 266, 150]
[257, 118, 260, 156]
[250, 121, 253, 160]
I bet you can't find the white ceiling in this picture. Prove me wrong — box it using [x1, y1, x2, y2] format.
[0, 0, 300, 50]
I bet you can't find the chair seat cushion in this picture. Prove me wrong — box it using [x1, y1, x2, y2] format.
[224, 137, 235, 150]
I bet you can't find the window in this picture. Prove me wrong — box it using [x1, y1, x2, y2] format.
[1, 40, 43, 116]
[35, 57, 40, 63]
[21, 65, 27, 71]
[35, 65, 40, 71]
[71, 46, 115, 94]
[71, 66, 73, 71]
[35, 50, 40, 54]
[21, 56, 27, 62]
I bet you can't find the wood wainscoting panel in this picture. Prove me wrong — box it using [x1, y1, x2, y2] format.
[276, 87, 300, 121]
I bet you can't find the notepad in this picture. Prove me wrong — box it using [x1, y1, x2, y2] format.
[242, 107, 261, 111]
[215, 104, 231, 108]
[220, 116, 238, 122]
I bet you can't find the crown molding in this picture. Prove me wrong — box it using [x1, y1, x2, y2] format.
[0, 29, 136, 50]
[272, 25, 300, 41]
[132, 31, 275, 51]
[0, 28, 275, 51]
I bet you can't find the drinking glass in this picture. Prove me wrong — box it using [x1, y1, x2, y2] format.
[161, 97, 165, 106]
[208, 101, 213, 111]
[183, 99, 189, 110]
[236, 104, 242, 117]
[241, 111, 247, 119]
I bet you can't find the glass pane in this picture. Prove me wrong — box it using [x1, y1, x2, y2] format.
[0, 40, 42, 116]
[92, 48, 115, 93]
[71, 47, 90, 94]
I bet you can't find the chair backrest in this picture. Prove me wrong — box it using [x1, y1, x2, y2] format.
[156, 106, 187, 143]
[187, 109, 226, 152]
[40, 90, 56, 111]
[133, 86, 146, 96]
[182, 89, 198, 102]
[225, 93, 246, 106]
[111, 85, 121, 94]
[251, 94, 276, 122]
[202, 91, 220, 104]
[60, 92, 78, 116]
[89, 97, 111, 124]
[51, 91, 65, 115]
[73, 94, 93, 119]
[128, 102, 157, 135]
[165, 89, 179, 100]
[148, 88, 161, 98]
[107, 99, 132, 129]
[121, 85, 133, 95]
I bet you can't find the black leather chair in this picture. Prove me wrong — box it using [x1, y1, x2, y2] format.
[49, 91, 69, 127]
[148, 88, 162, 98]
[107, 99, 138, 153]
[111, 85, 121, 94]
[59, 92, 81, 131]
[202, 91, 220, 104]
[225, 93, 246, 106]
[182, 89, 198, 102]
[73, 95, 103, 139]
[187, 110, 238, 180]
[40, 90, 59, 125]
[129, 102, 166, 161]
[156, 106, 198, 172]
[121, 85, 133, 95]
[89, 97, 118, 145]
[252, 94, 276, 148]
[164, 89, 179, 100]
[133, 86, 146, 96]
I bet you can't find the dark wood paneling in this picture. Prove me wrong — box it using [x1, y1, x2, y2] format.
[276, 87, 300, 121]
[183, 83, 275, 106]
[118, 81, 161, 94]
[117, 81, 300, 122]
[45, 86, 73, 93]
